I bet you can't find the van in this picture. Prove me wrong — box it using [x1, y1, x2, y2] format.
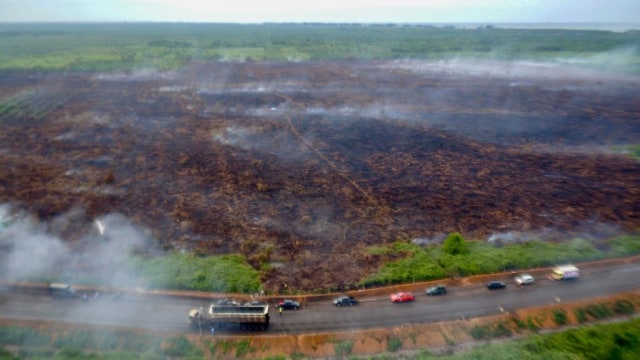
[551, 265, 579, 280]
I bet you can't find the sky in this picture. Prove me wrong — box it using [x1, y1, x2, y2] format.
[1, 0, 640, 24]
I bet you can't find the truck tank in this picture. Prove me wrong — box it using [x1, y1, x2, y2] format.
[189, 303, 270, 331]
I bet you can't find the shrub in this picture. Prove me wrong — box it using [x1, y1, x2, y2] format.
[442, 232, 469, 255]
[334, 340, 353, 358]
[613, 299, 635, 315]
[470, 325, 488, 339]
[53, 330, 93, 349]
[492, 323, 512, 337]
[0, 326, 50, 347]
[0, 347, 19, 360]
[53, 346, 94, 359]
[610, 235, 640, 256]
[17, 347, 55, 359]
[575, 308, 588, 323]
[552, 309, 569, 325]
[387, 336, 403, 352]
[234, 339, 253, 358]
[585, 304, 613, 320]
[162, 336, 202, 357]
[290, 352, 305, 360]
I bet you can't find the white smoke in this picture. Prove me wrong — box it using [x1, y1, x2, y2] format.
[0, 205, 69, 282]
[0, 204, 151, 288]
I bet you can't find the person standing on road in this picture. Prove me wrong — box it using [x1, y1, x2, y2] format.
[210, 326, 215, 336]
[278, 306, 283, 316]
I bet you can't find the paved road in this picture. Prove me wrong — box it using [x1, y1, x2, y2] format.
[1, 262, 639, 335]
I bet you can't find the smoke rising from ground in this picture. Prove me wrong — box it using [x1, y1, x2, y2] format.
[382, 47, 640, 82]
[0, 204, 151, 288]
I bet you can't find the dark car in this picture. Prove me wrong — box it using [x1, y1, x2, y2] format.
[425, 285, 447, 296]
[278, 299, 300, 310]
[333, 295, 358, 307]
[486, 281, 507, 290]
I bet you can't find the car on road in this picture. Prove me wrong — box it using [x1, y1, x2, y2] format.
[390, 291, 415, 303]
[333, 295, 358, 307]
[48, 283, 78, 298]
[278, 299, 300, 310]
[486, 281, 507, 290]
[425, 285, 447, 296]
[514, 274, 535, 286]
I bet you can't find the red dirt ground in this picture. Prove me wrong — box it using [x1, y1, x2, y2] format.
[1, 60, 639, 291]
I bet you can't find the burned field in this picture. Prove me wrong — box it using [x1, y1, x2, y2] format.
[1, 60, 639, 291]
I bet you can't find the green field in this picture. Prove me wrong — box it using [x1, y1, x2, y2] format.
[1, 23, 639, 72]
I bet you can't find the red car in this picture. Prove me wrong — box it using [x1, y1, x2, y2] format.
[390, 291, 415, 303]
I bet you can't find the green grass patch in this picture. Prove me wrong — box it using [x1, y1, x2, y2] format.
[361, 234, 636, 288]
[162, 336, 202, 358]
[440, 317, 640, 360]
[333, 340, 354, 358]
[0, 326, 178, 359]
[387, 336, 403, 352]
[130, 252, 261, 293]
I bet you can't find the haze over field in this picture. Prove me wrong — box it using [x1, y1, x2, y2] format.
[2, 0, 640, 25]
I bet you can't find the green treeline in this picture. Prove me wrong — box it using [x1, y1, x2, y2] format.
[1, 23, 639, 71]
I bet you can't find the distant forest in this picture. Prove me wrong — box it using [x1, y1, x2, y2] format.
[1, 23, 639, 72]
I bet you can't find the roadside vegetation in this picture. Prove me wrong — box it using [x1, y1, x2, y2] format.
[1, 23, 639, 72]
[425, 319, 640, 360]
[1, 293, 638, 359]
[30, 232, 640, 293]
[129, 253, 261, 293]
[359, 232, 637, 288]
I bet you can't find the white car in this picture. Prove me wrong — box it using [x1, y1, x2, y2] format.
[515, 274, 535, 285]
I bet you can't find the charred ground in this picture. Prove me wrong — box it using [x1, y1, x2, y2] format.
[1, 60, 639, 291]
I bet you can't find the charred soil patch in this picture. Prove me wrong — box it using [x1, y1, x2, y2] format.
[1, 60, 640, 291]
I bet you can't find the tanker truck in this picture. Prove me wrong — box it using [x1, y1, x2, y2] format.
[188, 302, 270, 331]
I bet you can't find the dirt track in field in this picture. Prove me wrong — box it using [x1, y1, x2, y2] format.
[1, 59, 639, 291]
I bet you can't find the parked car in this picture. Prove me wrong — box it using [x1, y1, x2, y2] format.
[486, 281, 507, 290]
[390, 291, 415, 303]
[425, 285, 447, 296]
[333, 295, 358, 307]
[514, 274, 535, 286]
[278, 299, 300, 310]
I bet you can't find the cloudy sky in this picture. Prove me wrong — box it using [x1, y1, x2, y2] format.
[2, 0, 640, 24]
